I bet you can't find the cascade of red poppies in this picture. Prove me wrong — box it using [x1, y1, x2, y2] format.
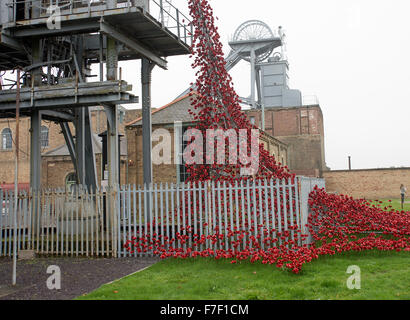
[184, 0, 291, 183]
[307, 188, 410, 256]
[124, 0, 410, 273]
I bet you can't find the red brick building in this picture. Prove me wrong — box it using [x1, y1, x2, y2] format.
[246, 104, 327, 177]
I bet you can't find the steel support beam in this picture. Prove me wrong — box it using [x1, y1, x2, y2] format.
[105, 102, 119, 257]
[12, 21, 100, 38]
[73, 106, 97, 190]
[141, 58, 155, 186]
[0, 92, 136, 111]
[104, 34, 119, 256]
[32, 40, 42, 87]
[60, 122, 78, 175]
[105, 35, 120, 187]
[41, 110, 75, 122]
[30, 40, 43, 191]
[105, 104, 119, 187]
[75, 108, 86, 186]
[0, 32, 24, 51]
[142, 57, 155, 225]
[250, 48, 256, 110]
[30, 110, 41, 190]
[100, 20, 168, 70]
[84, 108, 98, 191]
[106, 36, 118, 81]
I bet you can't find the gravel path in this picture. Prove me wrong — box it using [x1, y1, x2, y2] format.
[0, 256, 159, 300]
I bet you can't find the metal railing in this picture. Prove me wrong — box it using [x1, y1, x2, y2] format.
[150, 0, 193, 46]
[0, 177, 326, 258]
[116, 177, 326, 257]
[6, 0, 193, 46]
[0, 187, 117, 257]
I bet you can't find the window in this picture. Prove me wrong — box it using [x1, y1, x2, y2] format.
[65, 172, 77, 192]
[179, 126, 190, 183]
[40, 126, 49, 148]
[1, 128, 12, 150]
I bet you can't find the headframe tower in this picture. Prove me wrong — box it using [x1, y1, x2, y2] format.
[227, 21, 303, 129]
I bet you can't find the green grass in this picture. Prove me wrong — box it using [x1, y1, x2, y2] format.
[368, 199, 410, 212]
[77, 251, 410, 300]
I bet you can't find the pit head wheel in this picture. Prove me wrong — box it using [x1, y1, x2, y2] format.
[231, 20, 275, 63]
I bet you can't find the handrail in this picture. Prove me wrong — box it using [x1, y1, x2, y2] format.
[6, 0, 192, 46]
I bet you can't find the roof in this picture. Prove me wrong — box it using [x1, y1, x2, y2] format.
[260, 131, 288, 148]
[126, 93, 196, 127]
[125, 92, 287, 148]
[43, 133, 128, 157]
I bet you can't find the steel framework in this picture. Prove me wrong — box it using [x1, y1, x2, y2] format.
[0, 0, 192, 193]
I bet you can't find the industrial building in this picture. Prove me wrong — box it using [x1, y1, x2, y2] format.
[0, 0, 192, 191]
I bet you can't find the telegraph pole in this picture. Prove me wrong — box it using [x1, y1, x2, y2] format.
[12, 69, 20, 286]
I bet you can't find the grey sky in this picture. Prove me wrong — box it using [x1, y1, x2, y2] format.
[118, 0, 410, 171]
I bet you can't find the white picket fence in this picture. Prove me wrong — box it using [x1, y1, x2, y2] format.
[0, 177, 325, 258]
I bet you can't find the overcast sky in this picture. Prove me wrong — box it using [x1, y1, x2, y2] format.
[118, 0, 410, 171]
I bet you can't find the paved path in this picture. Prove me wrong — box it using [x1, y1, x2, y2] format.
[0, 256, 159, 300]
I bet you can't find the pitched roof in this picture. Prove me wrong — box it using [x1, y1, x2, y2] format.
[126, 93, 196, 127]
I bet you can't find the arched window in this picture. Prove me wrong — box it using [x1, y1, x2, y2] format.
[40, 126, 49, 148]
[65, 172, 77, 192]
[1, 128, 12, 150]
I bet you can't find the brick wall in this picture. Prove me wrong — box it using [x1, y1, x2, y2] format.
[323, 168, 410, 199]
[245, 105, 324, 137]
[0, 118, 65, 183]
[42, 154, 128, 189]
[279, 134, 326, 178]
[245, 105, 326, 177]
[127, 125, 178, 186]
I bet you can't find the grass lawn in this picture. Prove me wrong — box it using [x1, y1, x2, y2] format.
[77, 251, 410, 300]
[368, 198, 410, 212]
